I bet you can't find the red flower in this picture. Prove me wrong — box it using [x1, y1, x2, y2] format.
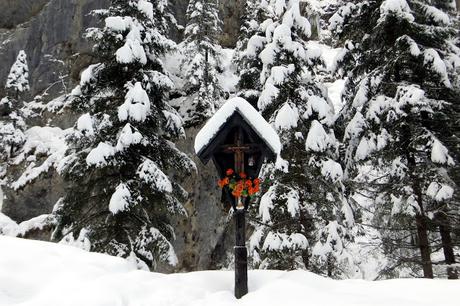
[226, 169, 234, 176]
[239, 172, 247, 179]
[253, 178, 260, 185]
[235, 181, 244, 192]
[245, 180, 252, 187]
[217, 177, 230, 188]
[232, 189, 242, 198]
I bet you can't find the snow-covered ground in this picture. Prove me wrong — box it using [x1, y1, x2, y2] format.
[0, 236, 458, 306]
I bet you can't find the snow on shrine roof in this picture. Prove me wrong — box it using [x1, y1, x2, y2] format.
[194, 97, 281, 156]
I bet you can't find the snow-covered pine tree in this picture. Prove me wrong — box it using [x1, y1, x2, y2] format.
[234, 0, 273, 108]
[331, 0, 460, 278]
[249, 0, 356, 277]
[0, 50, 29, 169]
[53, 0, 196, 270]
[5, 50, 30, 98]
[180, 0, 223, 127]
[233, 0, 259, 66]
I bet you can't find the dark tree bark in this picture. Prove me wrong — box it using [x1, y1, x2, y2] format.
[437, 214, 458, 279]
[415, 214, 434, 278]
[405, 137, 433, 278]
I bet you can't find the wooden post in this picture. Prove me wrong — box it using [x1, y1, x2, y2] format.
[234, 127, 248, 299]
[234, 209, 248, 298]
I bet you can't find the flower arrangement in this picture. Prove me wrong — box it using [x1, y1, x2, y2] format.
[218, 168, 261, 198]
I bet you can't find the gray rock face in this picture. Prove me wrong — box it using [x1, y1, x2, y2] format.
[0, 0, 109, 101]
[0, 0, 51, 29]
[2, 170, 64, 222]
[173, 126, 234, 271]
[0, 0, 242, 101]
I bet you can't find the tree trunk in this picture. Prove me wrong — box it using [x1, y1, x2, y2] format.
[415, 214, 434, 278]
[204, 47, 209, 88]
[438, 214, 458, 279]
[456, 0, 460, 12]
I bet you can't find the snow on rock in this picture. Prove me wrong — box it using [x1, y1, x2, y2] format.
[195, 97, 281, 156]
[11, 127, 69, 190]
[118, 82, 151, 122]
[109, 183, 132, 214]
[0, 213, 54, 237]
[0, 236, 459, 306]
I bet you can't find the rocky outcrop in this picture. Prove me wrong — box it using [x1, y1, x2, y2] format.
[0, 0, 109, 102]
[173, 126, 234, 271]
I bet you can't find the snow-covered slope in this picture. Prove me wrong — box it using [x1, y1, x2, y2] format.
[0, 236, 458, 306]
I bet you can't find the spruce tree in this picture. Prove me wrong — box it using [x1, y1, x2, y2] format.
[180, 0, 223, 127]
[0, 50, 29, 169]
[235, 0, 273, 108]
[331, 0, 460, 278]
[248, 0, 356, 277]
[53, 0, 195, 269]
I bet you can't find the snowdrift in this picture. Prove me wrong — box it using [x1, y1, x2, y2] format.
[0, 236, 457, 306]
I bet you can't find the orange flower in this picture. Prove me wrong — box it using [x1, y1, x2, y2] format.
[248, 186, 254, 196]
[232, 189, 242, 197]
[240, 172, 247, 179]
[245, 180, 252, 187]
[253, 178, 260, 185]
[223, 177, 229, 185]
[226, 169, 234, 176]
[253, 184, 260, 193]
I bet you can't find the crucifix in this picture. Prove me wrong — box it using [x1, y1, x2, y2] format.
[194, 97, 281, 299]
[220, 127, 259, 209]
